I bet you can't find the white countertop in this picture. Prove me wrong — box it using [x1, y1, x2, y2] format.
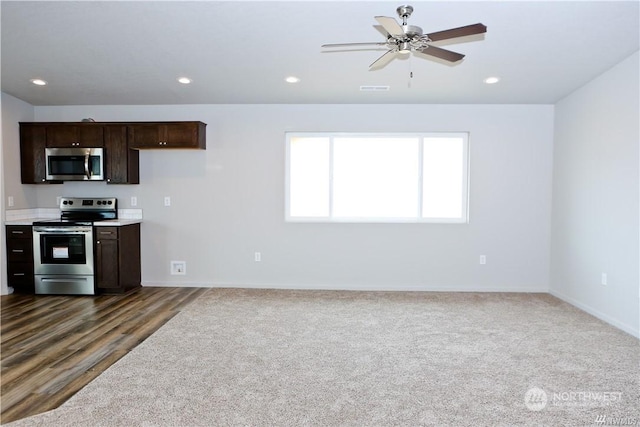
[5, 208, 143, 227]
[5, 217, 53, 226]
[93, 219, 142, 226]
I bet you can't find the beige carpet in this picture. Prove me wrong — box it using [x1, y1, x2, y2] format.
[6, 289, 639, 426]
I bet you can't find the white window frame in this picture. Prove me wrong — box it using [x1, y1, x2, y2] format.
[285, 132, 470, 223]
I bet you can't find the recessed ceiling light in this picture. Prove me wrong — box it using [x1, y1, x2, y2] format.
[30, 79, 47, 86]
[484, 76, 500, 85]
[177, 77, 192, 84]
[285, 76, 300, 84]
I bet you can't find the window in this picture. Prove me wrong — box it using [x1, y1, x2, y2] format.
[286, 133, 469, 223]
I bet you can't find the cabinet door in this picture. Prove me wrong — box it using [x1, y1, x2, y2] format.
[20, 124, 49, 184]
[95, 228, 119, 290]
[128, 122, 206, 149]
[127, 124, 163, 148]
[104, 125, 139, 184]
[46, 125, 104, 147]
[164, 122, 204, 148]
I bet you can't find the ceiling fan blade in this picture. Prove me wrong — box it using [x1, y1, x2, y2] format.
[369, 50, 398, 70]
[322, 42, 387, 48]
[427, 23, 487, 42]
[416, 45, 465, 62]
[374, 16, 404, 37]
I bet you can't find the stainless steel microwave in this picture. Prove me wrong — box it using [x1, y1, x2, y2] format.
[45, 147, 105, 181]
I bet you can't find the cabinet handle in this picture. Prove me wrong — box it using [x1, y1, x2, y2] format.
[11, 230, 24, 234]
[13, 273, 26, 277]
[12, 249, 24, 253]
[99, 231, 113, 235]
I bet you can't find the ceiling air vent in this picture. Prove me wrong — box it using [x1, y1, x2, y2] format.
[360, 85, 390, 92]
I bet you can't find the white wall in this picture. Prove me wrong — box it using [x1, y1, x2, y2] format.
[550, 51, 640, 337]
[1, 92, 35, 294]
[29, 104, 554, 292]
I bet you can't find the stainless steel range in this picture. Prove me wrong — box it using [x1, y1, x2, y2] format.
[32, 197, 117, 295]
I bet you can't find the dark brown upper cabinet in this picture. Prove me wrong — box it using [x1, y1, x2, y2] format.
[104, 125, 139, 185]
[19, 124, 58, 184]
[46, 124, 104, 147]
[19, 121, 205, 185]
[128, 122, 206, 149]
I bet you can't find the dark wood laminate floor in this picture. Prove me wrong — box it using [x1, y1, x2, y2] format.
[0, 286, 208, 424]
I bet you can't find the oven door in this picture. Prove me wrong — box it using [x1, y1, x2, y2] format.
[33, 226, 94, 275]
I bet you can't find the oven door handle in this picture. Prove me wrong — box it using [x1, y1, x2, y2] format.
[33, 227, 92, 233]
[84, 153, 91, 179]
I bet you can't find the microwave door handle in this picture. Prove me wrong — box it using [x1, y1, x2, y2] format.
[84, 153, 91, 179]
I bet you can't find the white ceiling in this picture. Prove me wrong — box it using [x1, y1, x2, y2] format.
[1, 1, 639, 106]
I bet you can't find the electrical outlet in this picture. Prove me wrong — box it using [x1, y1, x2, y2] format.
[131, 196, 138, 207]
[170, 261, 186, 275]
[601, 273, 608, 286]
[164, 196, 171, 207]
[479, 255, 486, 265]
[254, 252, 261, 262]
[7, 196, 14, 207]
[56, 196, 62, 206]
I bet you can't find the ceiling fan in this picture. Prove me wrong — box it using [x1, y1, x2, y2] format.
[321, 5, 487, 70]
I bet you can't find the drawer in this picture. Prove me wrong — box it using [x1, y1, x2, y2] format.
[6, 225, 32, 238]
[7, 263, 34, 286]
[7, 239, 33, 262]
[95, 227, 118, 240]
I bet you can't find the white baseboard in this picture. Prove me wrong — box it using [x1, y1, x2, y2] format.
[549, 289, 640, 339]
[142, 281, 548, 293]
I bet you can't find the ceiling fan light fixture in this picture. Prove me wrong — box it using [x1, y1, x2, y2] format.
[398, 42, 411, 54]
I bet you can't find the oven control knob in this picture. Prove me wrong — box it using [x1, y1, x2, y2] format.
[108, 201, 113, 205]
[68, 201, 73, 205]
[97, 201, 102, 205]
[62, 200, 68, 205]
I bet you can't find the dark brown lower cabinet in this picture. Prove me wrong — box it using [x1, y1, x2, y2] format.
[95, 224, 141, 294]
[5, 225, 35, 293]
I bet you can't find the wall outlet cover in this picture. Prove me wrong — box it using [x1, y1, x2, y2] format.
[170, 261, 186, 275]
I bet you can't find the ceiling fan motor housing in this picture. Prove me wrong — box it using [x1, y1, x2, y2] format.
[388, 24, 429, 51]
[392, 5, 431, 50]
